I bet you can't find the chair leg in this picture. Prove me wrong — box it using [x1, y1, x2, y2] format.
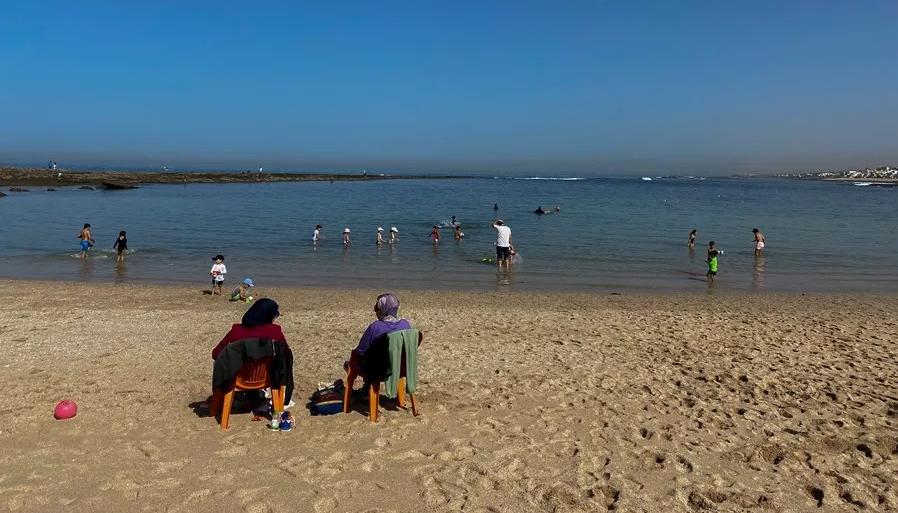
[209, 389, 222, 417]
[271, 386, 285, 416]
[220, 389, 235, 430]
[369, 382, 380, 423]
[343, 367, 357, 414]
[397, 377, 406, 408]
[410, 393, 419, 416]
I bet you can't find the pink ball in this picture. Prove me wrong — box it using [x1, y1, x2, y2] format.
[54, 400, 77, 420]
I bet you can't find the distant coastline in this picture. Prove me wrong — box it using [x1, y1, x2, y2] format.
[778, 164, 898, 183]
[0, 166, 457, 187]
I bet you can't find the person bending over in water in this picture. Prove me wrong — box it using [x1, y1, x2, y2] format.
[534, 206, 546, 215]
[113, 230, 128, 262]
[688, 229, 697, 249]
[389, 226, 399, 244]
[313, 224, 322, 243]
[753, 228, 766, 257]
[78, 223, 95, 258]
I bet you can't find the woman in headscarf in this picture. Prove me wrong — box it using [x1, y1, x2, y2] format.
[211, 298, 294, 407]
[345, 293, 412, 375]
[211, 298, 288, 359]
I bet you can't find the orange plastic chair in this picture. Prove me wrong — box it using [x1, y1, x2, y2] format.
[343, 332, 422, 423]
[209, 357, 286, 430]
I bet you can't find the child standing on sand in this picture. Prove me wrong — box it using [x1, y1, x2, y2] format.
[210, 255, 227, 296]
[113, 230, 128, 262]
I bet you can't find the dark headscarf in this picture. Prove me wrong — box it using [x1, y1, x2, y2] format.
[241, 298, 280, 328]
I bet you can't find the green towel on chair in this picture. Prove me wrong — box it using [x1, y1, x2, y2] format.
[383, 329, 419, 399]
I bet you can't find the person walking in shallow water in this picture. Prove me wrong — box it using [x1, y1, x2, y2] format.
[78, 223, 94, 258]
[688, 229, 697, 249]
[753, 228, 766, 257]
[492, 219, 512, 270]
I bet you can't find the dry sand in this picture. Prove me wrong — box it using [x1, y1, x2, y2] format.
[0, 281, 896, 512]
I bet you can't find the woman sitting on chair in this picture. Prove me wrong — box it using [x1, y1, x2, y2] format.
[344, 293, 412, 382]
[211, 298, 294, 406]
[212, 298, 289, 359]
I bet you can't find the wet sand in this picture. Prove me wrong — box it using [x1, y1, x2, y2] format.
[0, 281, 896, 512]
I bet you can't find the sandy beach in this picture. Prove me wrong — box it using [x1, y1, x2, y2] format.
[0, 280, 896, 512]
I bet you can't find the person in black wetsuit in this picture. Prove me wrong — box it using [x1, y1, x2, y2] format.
[113, 230, 128, 262]
[534, 206, 546, 215]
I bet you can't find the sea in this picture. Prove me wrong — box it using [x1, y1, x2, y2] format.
[2, 176, 896, 293]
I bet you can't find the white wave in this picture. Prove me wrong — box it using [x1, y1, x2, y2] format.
[511, 177, 586, 181]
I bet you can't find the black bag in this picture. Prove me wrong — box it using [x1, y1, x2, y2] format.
[308, 380, 345, 416]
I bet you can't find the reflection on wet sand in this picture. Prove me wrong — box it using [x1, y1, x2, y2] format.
[753, 255, 766, 290]
[114, 260, 128, 284]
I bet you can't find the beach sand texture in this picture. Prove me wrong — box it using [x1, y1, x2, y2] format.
[0, 281, 896, 512]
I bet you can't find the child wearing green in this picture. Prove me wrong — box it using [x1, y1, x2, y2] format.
[706, 241, 720, 281]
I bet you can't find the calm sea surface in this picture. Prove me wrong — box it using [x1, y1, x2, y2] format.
[2, 176, 896, 293]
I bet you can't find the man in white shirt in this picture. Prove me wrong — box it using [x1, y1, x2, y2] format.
[492, 220, 512, 269]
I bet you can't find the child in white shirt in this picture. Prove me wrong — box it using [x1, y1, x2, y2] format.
[210, 254, 227, 296]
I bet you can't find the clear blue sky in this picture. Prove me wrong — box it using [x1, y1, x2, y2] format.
[1, 1, 896, 175]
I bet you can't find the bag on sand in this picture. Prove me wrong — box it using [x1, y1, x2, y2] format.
[308, 380, 345, 416]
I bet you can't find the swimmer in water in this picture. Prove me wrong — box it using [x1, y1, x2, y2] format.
[534, 206, 546, 215]
[688, 229, 697, 249]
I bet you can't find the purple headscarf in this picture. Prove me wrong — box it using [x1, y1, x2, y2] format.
[375, 293, 400, 320]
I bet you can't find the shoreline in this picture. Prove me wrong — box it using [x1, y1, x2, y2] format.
[0, 165, 459, 187]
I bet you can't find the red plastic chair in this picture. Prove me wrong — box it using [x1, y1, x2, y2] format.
[209, 357, 285, 430]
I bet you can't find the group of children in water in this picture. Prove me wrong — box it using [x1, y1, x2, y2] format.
[687, 228, 766, 282]
[77, 223, 128, 262]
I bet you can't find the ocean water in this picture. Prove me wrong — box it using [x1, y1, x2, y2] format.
[2, 176, 896, 293]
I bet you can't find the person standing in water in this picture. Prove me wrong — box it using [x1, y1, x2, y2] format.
[493, 203, 499, 212]
[492, 220, 512, 269]
[343, 228, 351, 245]
[113, 230, 128, 262]
[77, 223, 95, 258]
[376, 227, 385, 246]
[312, 224, 322, 244]
[431, 225, 441, 244]
[688, 229, 697, 249]
[389, 226, 399, 244]
[706, 241, 720, 282]
[753, 228, 766, 257]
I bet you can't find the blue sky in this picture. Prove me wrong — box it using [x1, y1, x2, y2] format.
[1, 1, 896, 175]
